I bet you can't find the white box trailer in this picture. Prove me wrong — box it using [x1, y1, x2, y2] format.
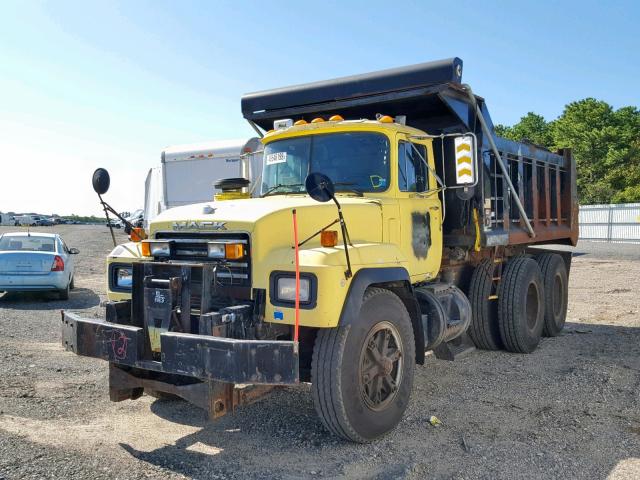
[144, 138, 262, 227]
[16, 215, 40, 226]
[0, 213, 17, 226]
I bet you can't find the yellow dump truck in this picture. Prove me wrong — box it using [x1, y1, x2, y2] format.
[62, 58, 578, 442]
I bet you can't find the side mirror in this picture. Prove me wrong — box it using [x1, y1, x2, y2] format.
[69, 248, 80, 255]
[305, 172, 335, 203]
[304, 172, 353, 279]
[92, 168, 110, 195]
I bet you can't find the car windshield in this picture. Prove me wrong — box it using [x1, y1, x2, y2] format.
[261, 132, 390, 195]
[0, 236, 56, 252]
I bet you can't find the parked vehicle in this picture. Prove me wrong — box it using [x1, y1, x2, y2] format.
[37, 218, 54, 227]
[144, 138, 262, 227]
[106, 220, 121, 229]
[62, 58, 578, 442]
[0, 214, 17, 226]
[16, 215, 40, 226]
[0, 232, 78, 299]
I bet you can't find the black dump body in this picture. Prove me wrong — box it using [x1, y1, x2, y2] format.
[242, 58, 578, 248]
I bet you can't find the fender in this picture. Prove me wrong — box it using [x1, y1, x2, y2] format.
[338, 267, 426, 364]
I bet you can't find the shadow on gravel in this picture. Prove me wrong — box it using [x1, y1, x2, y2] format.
[120, 386, 333, 478]
[0, 288, 100, 310]
[116, 323, 640, 479]
[149, 398, 207, 427]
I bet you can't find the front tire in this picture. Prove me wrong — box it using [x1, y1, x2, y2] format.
[311, 287, 415, 443]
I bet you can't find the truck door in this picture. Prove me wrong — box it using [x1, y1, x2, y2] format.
[396, 135, 442, 281]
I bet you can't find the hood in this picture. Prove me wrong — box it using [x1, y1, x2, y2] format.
[150, 195, 384, 243]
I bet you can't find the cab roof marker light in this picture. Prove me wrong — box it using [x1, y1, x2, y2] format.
[294, 119, 308, 126]
[273, 119, 293, 130]
[377, 114, 394, 123]
[311, 117, 325, 123]
[329, 115, 344, 122]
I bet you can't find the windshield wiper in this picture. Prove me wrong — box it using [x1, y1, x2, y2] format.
[333, 182, 364, 197]
[261, 183, 304, 197]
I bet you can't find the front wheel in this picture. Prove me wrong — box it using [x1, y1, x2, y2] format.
[311, 287, 415, 442]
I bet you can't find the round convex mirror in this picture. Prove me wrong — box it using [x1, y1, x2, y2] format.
[92, 168, 110, 195]
[305, 172, 335, 203]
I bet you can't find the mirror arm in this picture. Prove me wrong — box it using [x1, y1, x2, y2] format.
[332, 196, 353, 279]
[100, 197, 139, 232]
[98, 194, 117, 247]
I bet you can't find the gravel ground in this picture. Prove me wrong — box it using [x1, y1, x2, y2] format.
[1, 225, 639, 480]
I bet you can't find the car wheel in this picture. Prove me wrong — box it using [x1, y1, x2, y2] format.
[58, 282, 70, 300]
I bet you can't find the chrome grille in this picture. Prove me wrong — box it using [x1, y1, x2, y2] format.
[153, 231, 251, 286]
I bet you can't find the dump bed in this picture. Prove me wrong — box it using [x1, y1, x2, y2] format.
[242, 58, 578, 248]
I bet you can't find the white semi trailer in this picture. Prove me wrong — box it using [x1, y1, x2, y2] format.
[143, 138, 261, 228]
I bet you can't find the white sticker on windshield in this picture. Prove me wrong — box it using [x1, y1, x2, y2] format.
[266, 152, 287, 165]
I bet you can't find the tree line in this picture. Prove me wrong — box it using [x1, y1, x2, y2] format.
[494, 99, 640, 204]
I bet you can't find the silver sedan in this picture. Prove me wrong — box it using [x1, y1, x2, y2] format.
[0, 232, 78, 299]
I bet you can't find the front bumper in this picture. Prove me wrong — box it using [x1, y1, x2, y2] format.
[61, 311, 299, 384]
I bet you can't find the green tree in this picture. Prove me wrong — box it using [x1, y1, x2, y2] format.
[498, 112, 554, 147]
[551, 99, 640, 204]
[497, 99, 640, 204]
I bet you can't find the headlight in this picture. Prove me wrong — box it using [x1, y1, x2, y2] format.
[207, 242, 225, 258]
[149, 241, 170, 257]
[276, 276, 311, 303]
[115, 267, 133, 288]
[110, 264, 133, 291]
[207, 242, 245, 259]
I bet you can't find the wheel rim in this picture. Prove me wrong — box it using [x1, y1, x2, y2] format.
[358, 321, 403, 411]
[526, 282, 540, 330]
[552, 273, 564, 318]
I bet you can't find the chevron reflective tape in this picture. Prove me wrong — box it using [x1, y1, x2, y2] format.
[455, 136, 474, 185]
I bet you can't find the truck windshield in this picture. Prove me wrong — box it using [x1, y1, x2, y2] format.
[261, 132, 390, 195]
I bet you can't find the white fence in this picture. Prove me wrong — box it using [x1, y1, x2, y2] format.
[579, 203, 640, 243]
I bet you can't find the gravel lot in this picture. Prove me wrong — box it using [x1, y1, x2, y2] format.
[1, 225, 639, 480]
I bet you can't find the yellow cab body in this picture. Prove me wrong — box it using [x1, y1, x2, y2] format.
[107, 119, 443, 328]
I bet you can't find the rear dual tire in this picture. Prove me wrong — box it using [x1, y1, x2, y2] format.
[535, 253, 568, 337]
[467, 259, 502, 351]
[498, 257, 545, 353]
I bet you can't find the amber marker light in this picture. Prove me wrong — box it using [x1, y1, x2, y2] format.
[311, 117, 325, 123]
[320, 230, 338, 247]
[329, 115, 344, 121]
[141, 241, 151, 257]
[378, 115, 394, 123]
[130, 227, 146, 242]
[225, 243, 244, 260]
[294, 119, 308, 125]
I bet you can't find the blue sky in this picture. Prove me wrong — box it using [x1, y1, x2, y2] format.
[1, 0, 638, 215]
